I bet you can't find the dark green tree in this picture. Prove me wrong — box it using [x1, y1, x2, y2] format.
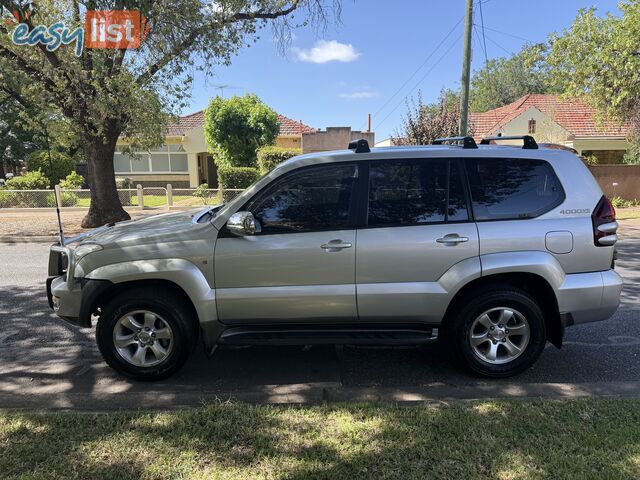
[204, 94, 280, 168]
[470, 44, 558, 112]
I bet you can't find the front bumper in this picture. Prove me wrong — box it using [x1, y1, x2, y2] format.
[47, 244, 94, 328]
[557, 269, 623, 325]
[46, 275, 85, 326]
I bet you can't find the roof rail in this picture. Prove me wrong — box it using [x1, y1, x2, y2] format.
[432, 136, 478, 149]
[348, 139, 371, 153]
[480, 135, 538, 149]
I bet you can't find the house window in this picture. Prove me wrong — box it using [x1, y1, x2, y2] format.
[528, 118, 536, 134]
[113, 144, 189, 173]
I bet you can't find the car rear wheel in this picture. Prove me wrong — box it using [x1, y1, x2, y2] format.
[447, 287, 546, 378]
[96, 286, 197, 381]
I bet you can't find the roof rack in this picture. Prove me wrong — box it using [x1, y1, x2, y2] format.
[432, 136, 478, 149]
[480, 135, 538, 149]
[348, 139, 371, 153]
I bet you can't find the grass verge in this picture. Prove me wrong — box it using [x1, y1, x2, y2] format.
[2, 399, 640, 479]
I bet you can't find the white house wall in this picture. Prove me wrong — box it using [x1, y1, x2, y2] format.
[493, 107, 570, 144]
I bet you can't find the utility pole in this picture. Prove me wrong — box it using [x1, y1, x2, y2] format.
[459, 0, 474, 136]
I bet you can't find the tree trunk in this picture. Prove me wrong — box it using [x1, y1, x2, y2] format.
[81, 133, 130, 228]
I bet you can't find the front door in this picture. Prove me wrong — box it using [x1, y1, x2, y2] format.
[356, 158, 480, 322]
[215, 163, 361, 324]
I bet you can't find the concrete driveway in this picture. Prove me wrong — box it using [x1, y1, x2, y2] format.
[1, 221, 639, 410]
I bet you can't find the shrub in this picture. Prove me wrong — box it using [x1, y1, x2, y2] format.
[610, 196, 638, 209]
[193, 183, 215, 205]
[0, 189, 17, 208]
[622, 144, 640, 165]
[217, 166, 260, 189]
[26, 150, 75, 184]
[257, 146, 301, 174]
[5, 170, 50, 190]
[115, 177, 132, 189]
[203, 94, 280, 168]
[59, 171, 85, 189]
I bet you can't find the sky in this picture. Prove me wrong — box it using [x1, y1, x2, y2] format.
[185, 0, 622, 141]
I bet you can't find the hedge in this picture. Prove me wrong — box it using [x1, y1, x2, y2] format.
[217, 166, 260, 189]
[5, 170, 50, 190]
[257, 146, 302, 174]
[26, 150, 75, 184]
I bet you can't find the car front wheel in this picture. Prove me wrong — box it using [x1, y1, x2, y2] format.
[96, 287, 197, 381]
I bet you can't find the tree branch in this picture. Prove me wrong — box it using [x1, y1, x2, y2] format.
[135, 1, 300, 85]
[0, 45, 75, 118]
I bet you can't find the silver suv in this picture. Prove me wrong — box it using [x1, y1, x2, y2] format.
[46, 135, 623, 380]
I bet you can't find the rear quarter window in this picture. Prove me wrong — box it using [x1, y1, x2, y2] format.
[465, 158, 565, 221]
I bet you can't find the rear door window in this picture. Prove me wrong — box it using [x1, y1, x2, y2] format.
[367, 159, 469, 227]
[465, 158, 565, 220]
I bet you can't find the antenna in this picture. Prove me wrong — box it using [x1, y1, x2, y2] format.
[213, 84, 240, 98]
[43, 123, 65, 245]
[54, 185, 65, 246]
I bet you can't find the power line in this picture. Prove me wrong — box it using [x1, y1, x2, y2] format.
[374, 33, 463, 131]
[367, 0, 493, 133]
[473, 25, 488, 64]
[484, 33, 513, 56]
[367, 16, 463, 125]
[481, 25, 534, 43]
[478, 0, 489, 65]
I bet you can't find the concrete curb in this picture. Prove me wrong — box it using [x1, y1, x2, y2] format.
[0, 236, 58, 243]
[3, 381, 640, 411]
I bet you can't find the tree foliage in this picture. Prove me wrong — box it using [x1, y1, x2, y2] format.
[204, 94, 280, 168]
[395, 90, 462, 145]
[0, 0, 339, 226]
[26, 150, 75, 184]
[547, 2, 640, 138]
[470, 44, 558, 112]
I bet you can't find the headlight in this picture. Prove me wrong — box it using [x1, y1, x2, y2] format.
[74, 243, 103, 261]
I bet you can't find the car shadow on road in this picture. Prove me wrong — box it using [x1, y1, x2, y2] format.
[1, 282, 640, 409]
[616, 228, 640, 307]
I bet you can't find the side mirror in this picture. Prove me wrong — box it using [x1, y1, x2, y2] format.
[227, 211, 261, 236]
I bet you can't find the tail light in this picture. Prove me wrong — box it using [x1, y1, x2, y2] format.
[591, 196, 617, 246]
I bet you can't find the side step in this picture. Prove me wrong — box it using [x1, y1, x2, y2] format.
[218, 324, 438, 346]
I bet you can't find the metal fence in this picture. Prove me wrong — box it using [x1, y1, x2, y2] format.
[0, 186, 244, 209]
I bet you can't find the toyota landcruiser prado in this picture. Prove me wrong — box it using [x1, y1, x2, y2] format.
[46, 135, 623, 380]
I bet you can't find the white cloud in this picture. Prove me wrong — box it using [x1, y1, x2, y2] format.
[293, 40, 360, 64]
[339, 91, 379, 99]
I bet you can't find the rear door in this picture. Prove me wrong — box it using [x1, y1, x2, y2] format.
[356, 158, 480, 322]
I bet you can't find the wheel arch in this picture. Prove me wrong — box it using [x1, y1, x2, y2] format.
[81, 278, 201, 336]
[442, 272, 564, 348]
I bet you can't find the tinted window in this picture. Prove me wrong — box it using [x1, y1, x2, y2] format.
[367, 159, 469, 227]
[246, 164, 357, 234]
[465, 158, 564, 220]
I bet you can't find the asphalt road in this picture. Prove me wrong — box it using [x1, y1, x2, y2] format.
[1, 224, 639, 409]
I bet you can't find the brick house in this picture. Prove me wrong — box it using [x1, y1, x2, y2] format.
[469, 94, 631, 163]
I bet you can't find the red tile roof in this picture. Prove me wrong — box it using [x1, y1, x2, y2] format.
[166, 111, 315, 136]
[469, 94, 629, 140]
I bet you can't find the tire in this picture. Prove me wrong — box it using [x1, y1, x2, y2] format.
[96, 286, 197, 381]
[446, 287, 547, 378]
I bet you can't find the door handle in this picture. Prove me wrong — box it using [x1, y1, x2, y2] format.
[321, 239, 353, 251]
[436, 234, 469, 245]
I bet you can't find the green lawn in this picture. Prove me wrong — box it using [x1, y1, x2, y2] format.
[74, 194, 221, 208]
[2, 399, 640, 479]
